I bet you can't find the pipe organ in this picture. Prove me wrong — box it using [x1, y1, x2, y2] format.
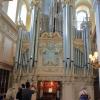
[14, 0, 93, 94]
[14, 0, 93, 79]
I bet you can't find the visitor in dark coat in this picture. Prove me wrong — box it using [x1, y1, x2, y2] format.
[16, 87, 22, 100]
[22, 82, 36, 100]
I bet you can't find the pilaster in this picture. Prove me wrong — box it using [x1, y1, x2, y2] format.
[62, 82, 74, 100]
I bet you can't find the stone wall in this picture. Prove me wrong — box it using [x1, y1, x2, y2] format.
[0, 9, 17, 70]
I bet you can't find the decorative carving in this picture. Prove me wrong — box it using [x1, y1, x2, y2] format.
[73, 39, 83, 52]
[36, 67, 64, 76]
[39, 32, 63, 67]
[42, 42, 59, 66]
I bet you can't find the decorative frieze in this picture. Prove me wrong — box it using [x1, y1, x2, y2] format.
[36, 66, 64, 76]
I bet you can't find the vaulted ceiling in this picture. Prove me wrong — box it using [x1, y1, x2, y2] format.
[75, 0, 92, 8]
[75, 0, 92, 4]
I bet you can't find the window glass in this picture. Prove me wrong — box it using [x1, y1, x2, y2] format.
[20, 5, 27, 25]
[7, 0, 18, 22]
[76, 11, 87, 30]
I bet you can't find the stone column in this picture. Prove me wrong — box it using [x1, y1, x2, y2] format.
[62, 0, 74, 73]
[93, 0, 100, 90]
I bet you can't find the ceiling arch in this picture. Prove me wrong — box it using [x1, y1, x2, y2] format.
[75, 0, 92, 8]
[75, 0, 92, 5]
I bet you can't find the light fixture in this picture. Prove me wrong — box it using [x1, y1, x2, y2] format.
[48, 88, 53, 93]
[89, 51, 100, 68]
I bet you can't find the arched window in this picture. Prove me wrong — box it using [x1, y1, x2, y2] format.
[20, 5, 27, 25]
[76, 6, 90, 30]
[7, 0, 18, 22]
[76, 11, 87, 30]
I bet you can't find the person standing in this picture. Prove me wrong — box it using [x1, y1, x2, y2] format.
[22, 82, 36, 100]
[6, 87, 16, 100]
[0, 93, 3, 100]
[21, 84, 25, 89]
[16, 87, 22, 100]
[79, 87, 91, 100]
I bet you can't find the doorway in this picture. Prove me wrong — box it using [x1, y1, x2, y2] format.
[37, 81, 62, 100]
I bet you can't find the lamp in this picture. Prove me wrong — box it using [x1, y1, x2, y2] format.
[89, 51, 100, 68]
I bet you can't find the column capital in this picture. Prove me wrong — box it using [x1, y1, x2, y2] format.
[93, 0, 100, 9]
[31, 0, 40, 7]
[62, 0, 74, 6]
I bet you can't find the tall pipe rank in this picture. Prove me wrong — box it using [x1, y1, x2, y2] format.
[15, 26, 23, 70]
[29, 2, 39, 70]
[82, 20, 91, 67]
[63, 1, 74, 75]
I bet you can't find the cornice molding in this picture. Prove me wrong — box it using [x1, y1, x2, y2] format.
[0, 9, 17, 31]
[0, 61, 13, 70]
[0, 10, 18, 41]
